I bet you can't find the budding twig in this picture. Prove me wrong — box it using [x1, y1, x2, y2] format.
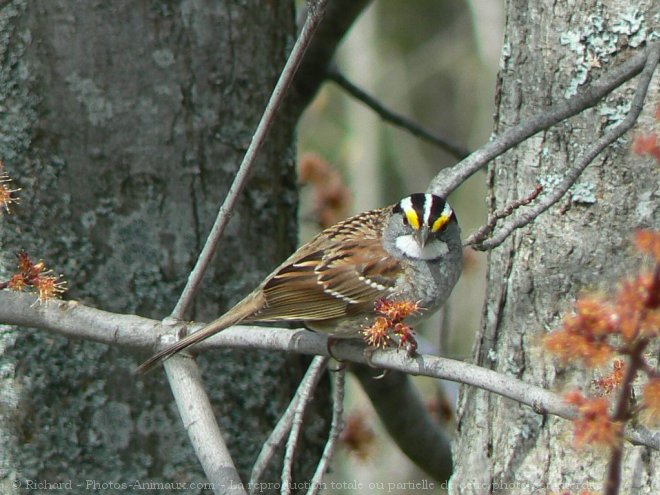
[469, 42, 660, 252]
[464, 184, 543, 248]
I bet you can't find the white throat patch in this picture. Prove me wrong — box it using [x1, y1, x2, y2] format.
[395, 235, 449, 260]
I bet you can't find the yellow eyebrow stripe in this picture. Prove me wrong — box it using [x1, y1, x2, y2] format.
[405, 210, 420, 230]
[431, 214, 450, 232]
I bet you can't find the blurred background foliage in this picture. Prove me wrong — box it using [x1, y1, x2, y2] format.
[297, 0, 504, 491]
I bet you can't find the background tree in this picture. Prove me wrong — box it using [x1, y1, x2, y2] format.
[0, 0, 657, 494]
[0, 1, 329, 490]
[451, 1, 659, 493]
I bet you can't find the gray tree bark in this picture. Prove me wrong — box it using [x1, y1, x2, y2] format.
[451, 1, 659, 494]
[0, 1, 328, 492]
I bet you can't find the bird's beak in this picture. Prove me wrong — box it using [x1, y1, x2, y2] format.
[414, 225, 430, 247]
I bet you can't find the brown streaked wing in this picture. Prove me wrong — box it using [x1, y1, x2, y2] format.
[253, 207, 399, 322]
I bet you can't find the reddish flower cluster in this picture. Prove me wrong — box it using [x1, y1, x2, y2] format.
[298, 153, 351, 229]
[635, 229, 660, 260]
[0, 251, 66, 302]
[361, 299, 421, 354]
[593, 359, 625, 395]
[632, 132, 660, 161]
[0, 161, 20, 214]
[544, 230, 660, 448]
[641, 378, 660, 427]
[564, 391, 622, 448]
[544, 296, 616, 366]
[631, 103, 660, 162]
[339, 411, 375, 460]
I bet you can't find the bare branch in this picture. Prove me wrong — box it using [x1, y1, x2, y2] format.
[327, 69, 470, 159]
[250, 402, 297, 494]
[428, 44, 653, 198]
[307, 368, 345, 495]
[164, 357, 246, 495]
[0, 292, 161, 347]
[1, 291, 656, 451]
[605, 338, 650, 495]
[172, 0, 330, 319]
[473, 42, 659, 251]
[162, 3, 331, 490]
[287, 0, 372, 119]
[281, 356, 329, 495]
[249, 356, 329, 493]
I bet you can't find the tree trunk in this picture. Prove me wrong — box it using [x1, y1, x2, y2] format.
[451, 1, 658, 493]
[0, 1, 328, 491]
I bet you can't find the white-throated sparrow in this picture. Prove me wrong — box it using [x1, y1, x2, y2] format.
[137, 193, 463, 373]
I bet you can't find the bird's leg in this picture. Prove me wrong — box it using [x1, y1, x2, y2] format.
[326, 336, 348, 371]
[362, 346, 389, 379]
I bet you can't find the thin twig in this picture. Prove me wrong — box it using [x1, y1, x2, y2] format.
[280, 356, 329, 495]
[250, 355, 329, 493]
[159, 2, 330, 491]
[473, 43, 659, 251]
[605, 340, 649, 495]
[307, 367, 345, 495]
[463, 184, 542, 247]
[250, 401, 299, 494]
[287, 0, 372, 120]
[328, 68, 470, 159]
[1, 290, 657, 451]
[171, 0, 329, 319]
[428, 44, 654, 198]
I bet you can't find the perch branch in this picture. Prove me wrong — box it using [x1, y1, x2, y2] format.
[428, 43, 654, 198]
[1, 291, 656, 451]
[327, 68, 470, 159]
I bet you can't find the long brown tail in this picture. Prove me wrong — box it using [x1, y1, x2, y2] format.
[136, 295, 260, 374]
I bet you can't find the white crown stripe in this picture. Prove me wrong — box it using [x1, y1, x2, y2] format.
[423, 194, 433, 226]
[399, 196, 414, 216]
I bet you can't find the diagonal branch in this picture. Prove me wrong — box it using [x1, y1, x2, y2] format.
[1, 291, 656, 451]
[159, 2, 331, 492]
[249, 356, 329, 493]
[307, 367, 345, 495]
[165, 357, 246, 495]
[286, 0, 372, 120]
[427, 43, 654, 198]
[472, 43, 659, 251]
[172, 0, 330, 319]
[280, 356, 329, 495]
[463, 184, 543, 247]
[327, 68, 470, 159]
